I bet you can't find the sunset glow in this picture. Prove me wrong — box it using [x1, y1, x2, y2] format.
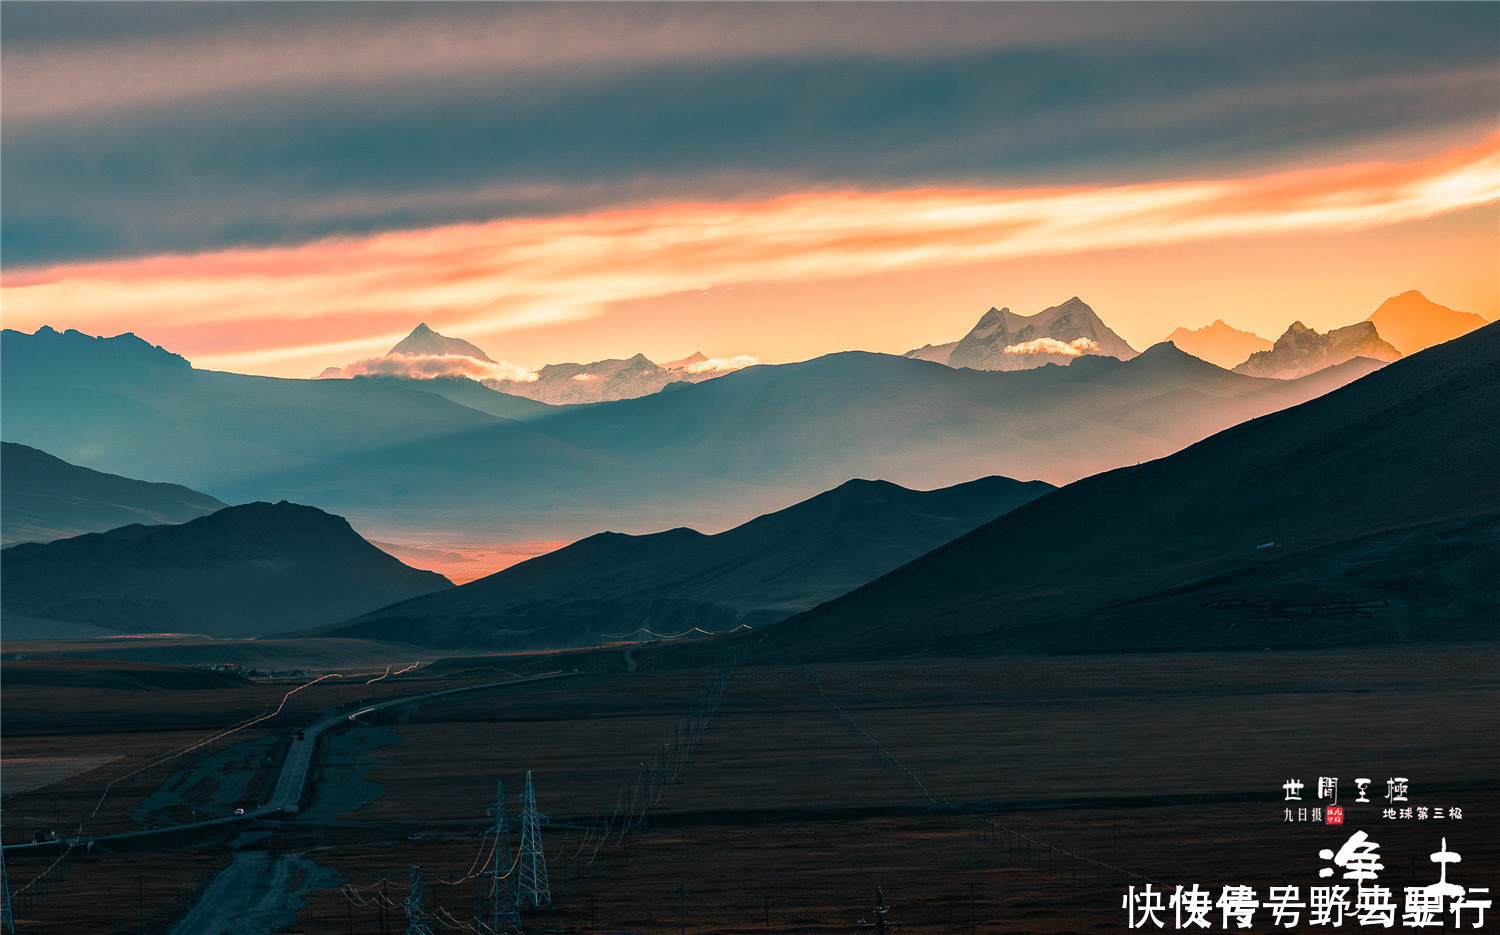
[4, 136, 1496, 377]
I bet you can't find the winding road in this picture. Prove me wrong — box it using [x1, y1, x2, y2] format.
[3, 670, 582, 851]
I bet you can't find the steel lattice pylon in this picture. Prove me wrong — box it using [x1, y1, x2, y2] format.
[403, 865, 434, 935]
[488, 780, 520, 932]
[517, 771, 551, 908]
[1, 823, 14, 935]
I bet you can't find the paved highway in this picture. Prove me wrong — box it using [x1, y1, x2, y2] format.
[3, 671, 582, 851]
[261, 671, 580, 814]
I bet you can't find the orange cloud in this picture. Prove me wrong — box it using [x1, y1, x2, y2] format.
[4, 135, 1495, 377]
[1002, 337, 1101, 357]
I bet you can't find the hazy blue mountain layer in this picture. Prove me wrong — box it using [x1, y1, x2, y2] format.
[4, 326, 1381, 540]
[2, 441, 227, 546]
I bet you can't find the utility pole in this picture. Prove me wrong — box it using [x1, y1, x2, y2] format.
[676, 883, 685, 935]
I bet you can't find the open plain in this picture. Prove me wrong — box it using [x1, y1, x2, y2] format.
[2, 641, 1495, 934]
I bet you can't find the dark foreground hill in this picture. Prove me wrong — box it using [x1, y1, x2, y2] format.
[1, 442, 227, 546]
[1, 501, 452, 639]
[319, 475, 1052, 651]
[759, 322, 1500, 659]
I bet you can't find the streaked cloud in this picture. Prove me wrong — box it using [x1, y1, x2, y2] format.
[4, 135, 1495, 377]
[4, 4, 1495, 267]
[2, 3, 1196, 124]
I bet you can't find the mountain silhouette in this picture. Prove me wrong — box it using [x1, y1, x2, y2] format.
[1164, 320, 1272, 369]
[316, 475, 1052, 650]
[2, 501, 452, 639]
[387, 322, 496, 362]
[759, 321, 1500, 659]
[1366, 290, 1489, 356]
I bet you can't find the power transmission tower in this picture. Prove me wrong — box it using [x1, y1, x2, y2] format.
[488, 781, 520, 933]
[1, 818, 14, 935]
[517, 771, 552, 908]
[403, 865, 434, 935]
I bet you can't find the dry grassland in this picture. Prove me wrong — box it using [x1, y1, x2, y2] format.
[2, 646, 1494, 934]
[274, 646, 1499, 934]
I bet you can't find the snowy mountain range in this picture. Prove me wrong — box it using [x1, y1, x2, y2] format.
[387, 322, 496, 361]
[321, 325, 757, 403]
[909, 289, 1484, 378]
[906, 297, 1137, 370]
[1233, 321, 1401, 379]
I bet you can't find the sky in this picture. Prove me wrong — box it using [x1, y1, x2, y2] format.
[3, 2, 1497, 378]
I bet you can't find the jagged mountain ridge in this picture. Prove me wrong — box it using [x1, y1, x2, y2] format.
[947, 297, 1139, 370]
[316, 475, 1053, 651]
[1234, 320, 1400, 379]
[515, 353, 708, 405]
[2, 442, 228, 547]
[1, 501, 453, 639]
[388, 322, 496, 362]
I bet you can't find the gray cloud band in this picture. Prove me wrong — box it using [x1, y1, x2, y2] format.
[3, 2, 1496, 267]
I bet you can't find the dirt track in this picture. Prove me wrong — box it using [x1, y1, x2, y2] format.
[166, 851, 332, 935]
